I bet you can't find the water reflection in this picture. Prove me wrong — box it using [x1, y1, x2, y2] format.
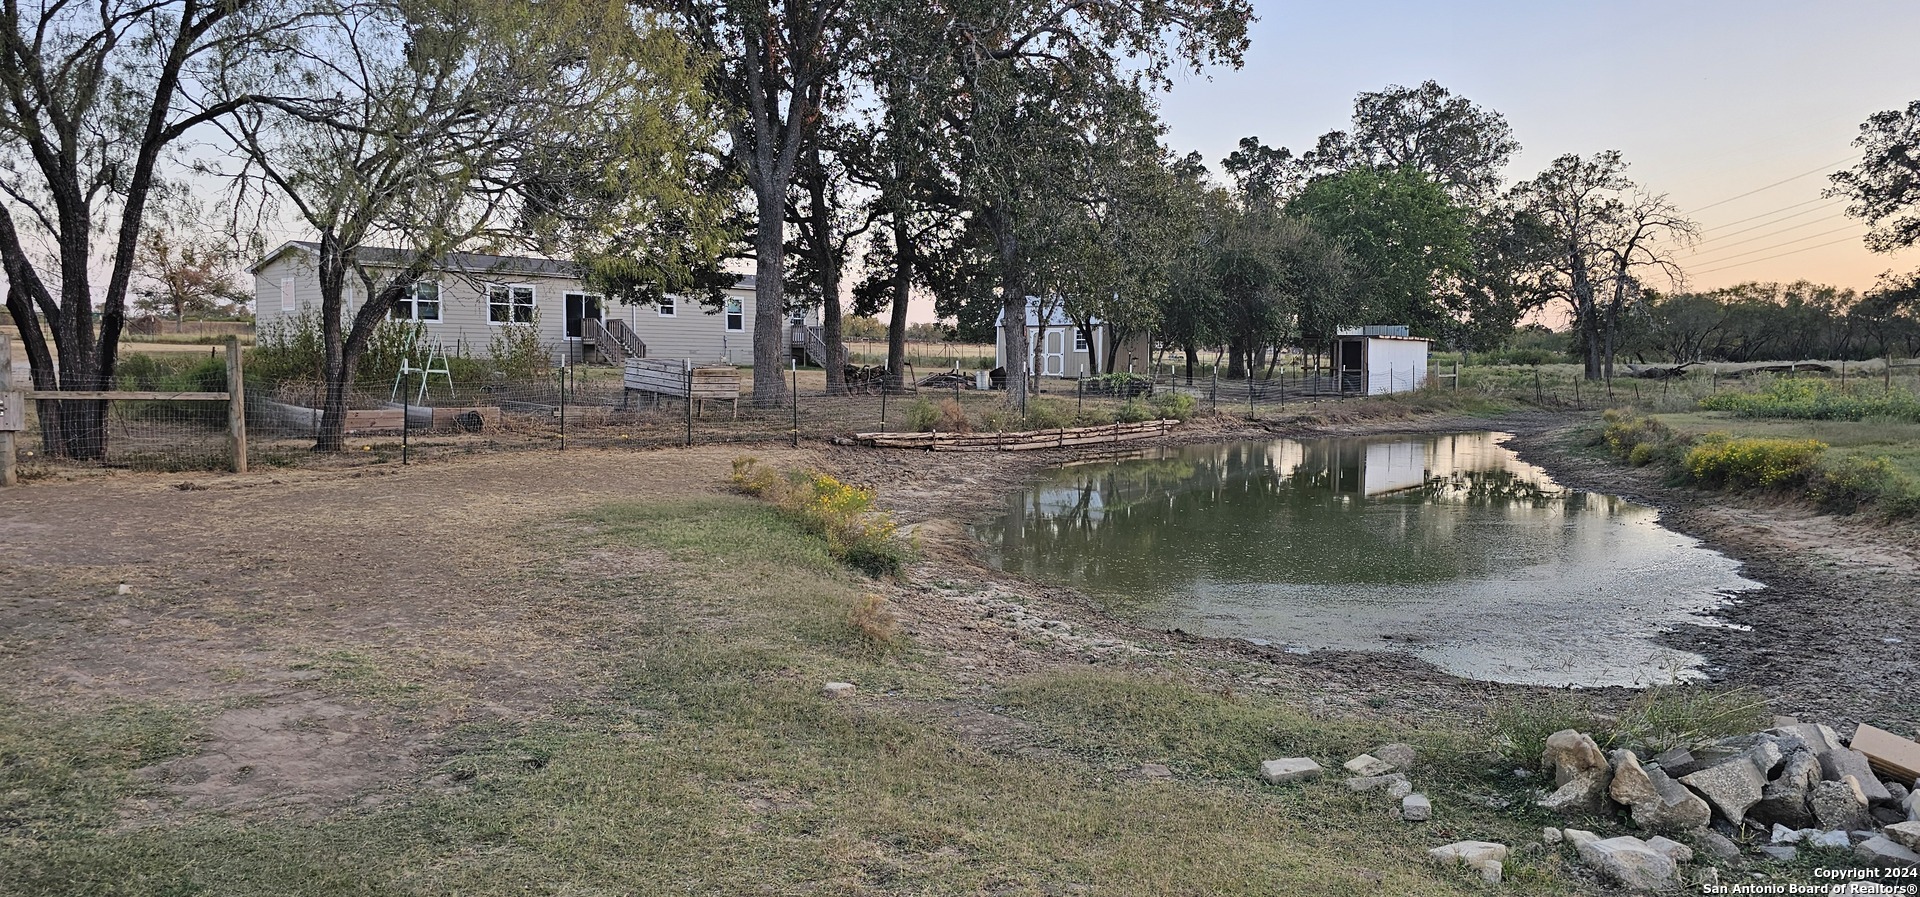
[978, 433, 1762, 687]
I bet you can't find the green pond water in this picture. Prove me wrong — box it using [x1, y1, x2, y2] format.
[976, 432, 1762, 687]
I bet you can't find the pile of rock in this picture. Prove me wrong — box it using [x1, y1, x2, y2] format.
[1534, 722, 1920, 889]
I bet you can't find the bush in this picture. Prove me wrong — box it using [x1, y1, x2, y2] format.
[1080, 372, 1153, 398]
[935, 398, 972, 433]
[730, 457, 911, 577]
[1116, 398, 1154, 423]
[1150, 391, 1196, 420]
[1684, 436, 1825, 489]
[904, 398, 939, 432]
[1023, 398, 1074, 430]
[487, 316, 552, 380]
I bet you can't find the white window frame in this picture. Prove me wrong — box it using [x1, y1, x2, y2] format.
[487, 284, 536, 325]
[563, 291, 602, 339]
[279, 277, 294, 312]
[392, 281, 442, 322]
[724, 296, 744, 332]
[1074, 327, 1089, 352]
[658, 294, 676, 316]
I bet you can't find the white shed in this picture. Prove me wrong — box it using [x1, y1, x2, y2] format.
[1334, 327, 1429, 395]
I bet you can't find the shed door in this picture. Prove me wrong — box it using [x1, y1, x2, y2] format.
[1042, 329, 1066, 376]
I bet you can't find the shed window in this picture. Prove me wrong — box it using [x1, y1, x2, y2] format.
[1074, 328, 1089, 352]
[725, 297, 743, 332]
[488, 285, 535, 324]
[279, 277, 294, 312]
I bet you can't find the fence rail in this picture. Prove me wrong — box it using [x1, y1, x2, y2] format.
[4, 353, 1917, 480]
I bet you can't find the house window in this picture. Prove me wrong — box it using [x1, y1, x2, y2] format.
[1074, 328, 1089, 352]
[789, 309, 806, 326]
[279, 277, 294, 312]
[488, 284, 535, 324]
[725, 297, 743, 332]
[392, 281, 441, 322]
[658, 295, 676, 316]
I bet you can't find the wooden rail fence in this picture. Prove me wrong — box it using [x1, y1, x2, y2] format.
[853, 419, 1174, 452]
[0, 336, 247, 485]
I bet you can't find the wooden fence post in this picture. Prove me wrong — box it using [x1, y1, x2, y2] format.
[226, 336, 248, 474]
[1, 336, 18, 486]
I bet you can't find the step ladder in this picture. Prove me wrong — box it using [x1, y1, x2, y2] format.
[392, 343, 456, 404]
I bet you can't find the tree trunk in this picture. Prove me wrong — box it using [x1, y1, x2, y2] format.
[751, 181, 789, 406]
[987, 208, 1029, 406]
[805, 148, 846, 395]
[886, 213, 914, 389]
[1183, 343, 1198, 385]
[1226, 337, 1247, 380]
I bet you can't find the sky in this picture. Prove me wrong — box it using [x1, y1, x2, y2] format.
[1152, 0, 1920, 296]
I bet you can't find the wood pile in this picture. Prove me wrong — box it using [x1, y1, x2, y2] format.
[917, 370, 974, 390]
[854, 419, 1173, 452]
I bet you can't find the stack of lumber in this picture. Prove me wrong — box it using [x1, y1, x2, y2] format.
[854, 419, 1173, 452]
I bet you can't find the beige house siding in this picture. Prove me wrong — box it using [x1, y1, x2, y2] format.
[250, 243, 798, 366]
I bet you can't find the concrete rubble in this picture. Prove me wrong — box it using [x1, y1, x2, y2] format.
[1522, 722, 1920, 882]
[1259, 757, 1322, 784]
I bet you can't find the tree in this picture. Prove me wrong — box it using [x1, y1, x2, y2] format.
[1288, 166, 1472, 335]
[936, 0, 1254, 407]
[133, 218, 250, 323]
[0, 0, 298, 459]
[1312, 81, 1519, 205]
[1511, 151, 1696, 380]
[1831, 100, 1920, 255]
[664, 0, 853, 405]
[216, 0, 725, 450]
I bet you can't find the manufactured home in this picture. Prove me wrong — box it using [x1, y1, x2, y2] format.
[992, 299, 1153, 379]
[1333, 326, 1430, 395]
[250, 242, 819, 366]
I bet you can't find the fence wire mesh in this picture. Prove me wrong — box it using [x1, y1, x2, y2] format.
[10, 355, 1920, 477]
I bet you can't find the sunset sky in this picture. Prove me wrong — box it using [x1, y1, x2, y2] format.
[1156, 0, 1920, 296]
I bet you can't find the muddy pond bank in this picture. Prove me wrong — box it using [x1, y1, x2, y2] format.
[835, 409, 1920, 733]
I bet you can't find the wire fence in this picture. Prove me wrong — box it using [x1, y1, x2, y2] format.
[8, 355, 1919, 477]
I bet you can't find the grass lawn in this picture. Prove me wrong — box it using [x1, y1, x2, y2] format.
[1, 487, 1617, 896]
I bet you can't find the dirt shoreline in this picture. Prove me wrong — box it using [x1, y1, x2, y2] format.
[842, 408, 1920, 735]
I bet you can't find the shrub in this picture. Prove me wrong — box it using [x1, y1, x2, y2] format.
[1116, 398, 1154, 423]
[935, 398, 972, 433]
[904, 398, 939, 432]
[1023, 398, 1074, 430]
[1150, 391, 1196, 420]
[1081, 372, 1153, 398]
[1684, 436, 1825, 489]
[487, 316, 552, 381]
[730, 457, 911, 577]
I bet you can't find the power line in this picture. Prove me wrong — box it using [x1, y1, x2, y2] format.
[1694, 202, 1845, 243]
[1684, 156, 1859, 215]
[1699, 195, 1839, 232]
[1688, 234, 1864, 276]
[1681, 213, 1854, 260]
[1683, 222, 1862, 268]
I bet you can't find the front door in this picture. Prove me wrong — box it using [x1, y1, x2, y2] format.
[565, 293, 602, 340]
[1042, 329, 1066, 376]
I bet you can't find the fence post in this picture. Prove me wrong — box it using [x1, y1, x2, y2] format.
[1210, 369, 1218, 413]
[225, 336, 248, 474]
[0, 337, 16, 487]
[1248, 374, 1255, 420]
[791, 363, 799, 448]
[557, 365, 567, 451]
[1534, 368, 1543, 404]
[880, 382, 888, 432]
[401, 374, 411, 465]
[1888, 354, 1895, 394]
[683, 360, 693, 447]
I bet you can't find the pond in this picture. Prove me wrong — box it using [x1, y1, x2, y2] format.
[975, 432, 1762, 688]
